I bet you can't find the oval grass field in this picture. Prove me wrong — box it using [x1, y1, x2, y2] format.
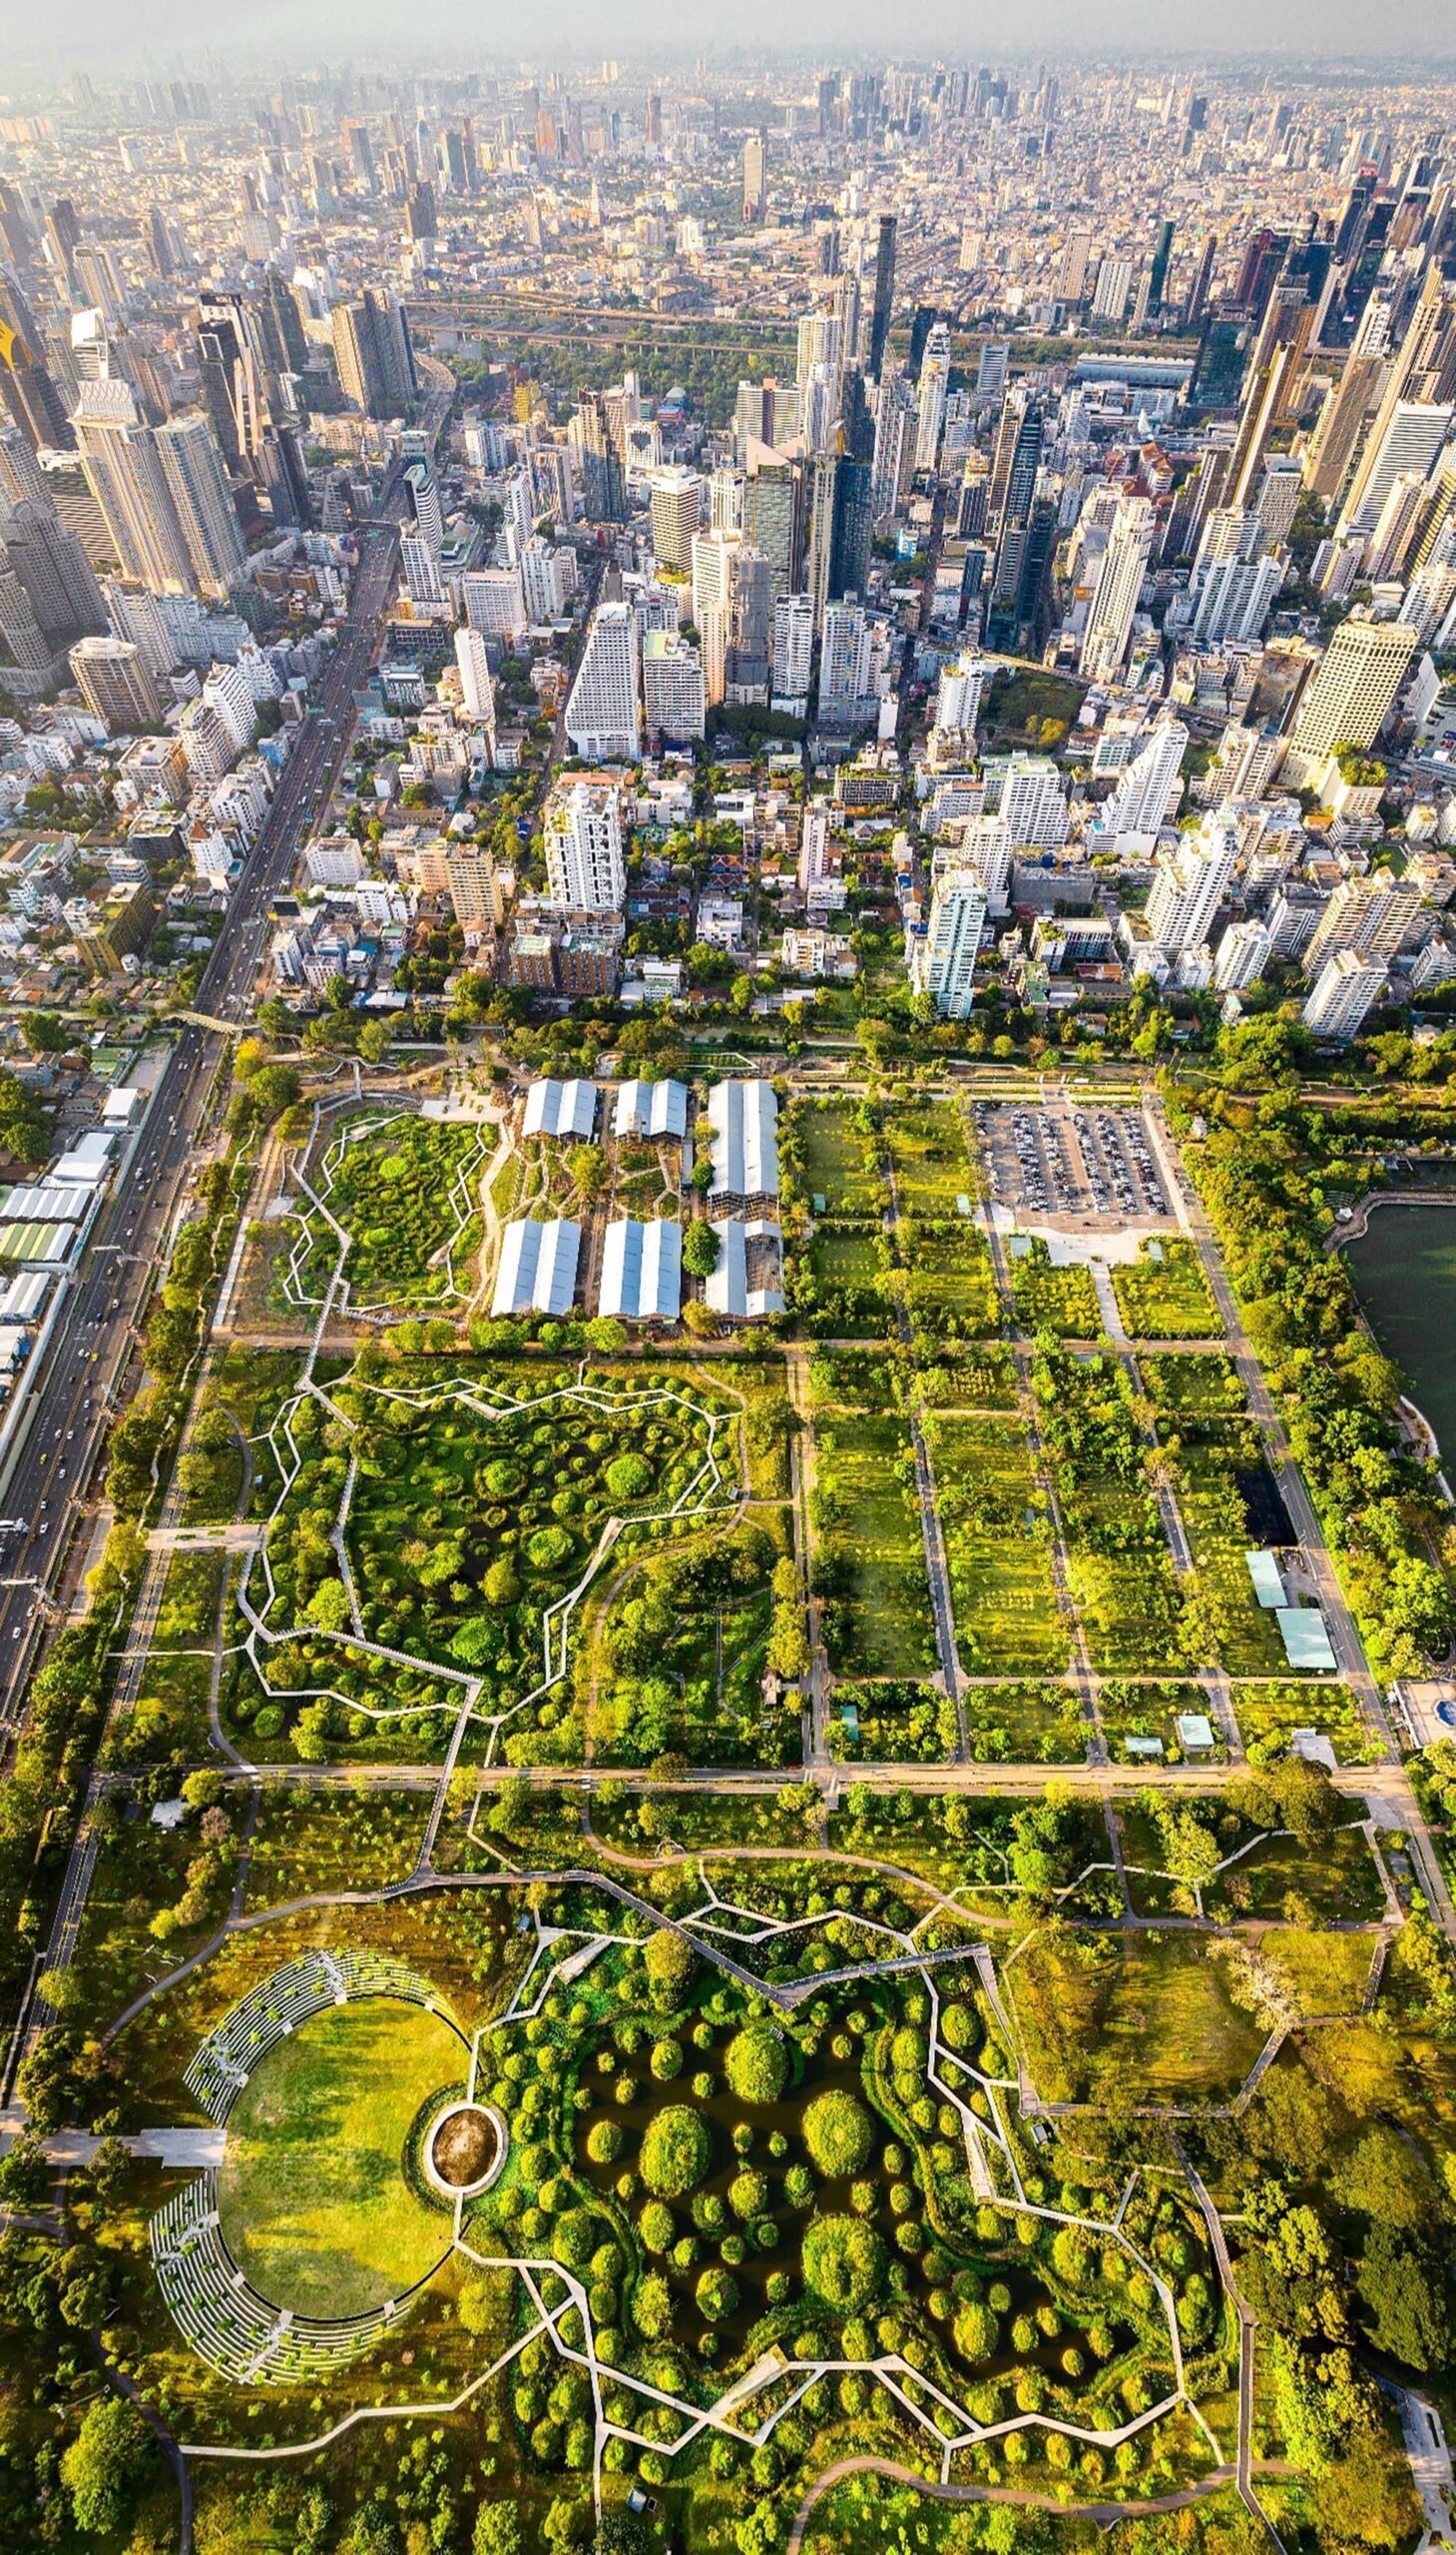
[217, 1996, 468, 2318]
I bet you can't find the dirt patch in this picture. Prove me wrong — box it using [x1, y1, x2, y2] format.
[430, 2104, 498, 2189]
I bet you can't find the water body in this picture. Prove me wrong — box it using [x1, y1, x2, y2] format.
[1345, 1204, 1456, 1460]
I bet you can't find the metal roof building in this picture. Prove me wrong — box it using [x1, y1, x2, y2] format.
[1276, 1607, 1338, 1673]
[705, 1218, 785, 1320]
[707, 1078, 778, 1201]
[523, 1078, 598, 1142]
[599, 1218, 683, 1322]
[614, 1079, 689, 1144]
[491, 1218, 582, 1317]
[1244, 1550, 1286, 1610]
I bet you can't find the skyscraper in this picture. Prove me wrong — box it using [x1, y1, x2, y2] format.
[1102, 719, 1189, 837]
[868, 213, 897, 378]
[69, 632, 163, 729]
[454, 627, 496, 731]
[154, 414, 246, 596]
[545, 778, 627, 909]
[914, 323, 951, 473]
[563, 603, 641, 761]
[742, 132, 766, 224]
[912, 871, 987, 1015]
[74, 378, 194, 594]
[331, 292, 417, 419]
[1145, 811, 1238, 953]
[1079, 496, 1155, 682]
[1289, 616, 1418, 759]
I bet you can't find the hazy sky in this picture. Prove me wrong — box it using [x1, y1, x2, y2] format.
[0, 0, 1453, 68]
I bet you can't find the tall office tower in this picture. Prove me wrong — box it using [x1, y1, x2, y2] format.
[1234, 228, 1290, 324]
[1407, 453, 1456, 572]
[710, 469, 744, 533]
[1145, 809, 1239, 951]
[798, 363, 838, 456]
[1148, 220, 1176, 316]
[771, 592, 813, 707]
[261, 264, 309, 382]
[74, 379, 193, 593]
[932, 649, 986, 751]
[1079, 497, 1154, 682]
[1254, 455, 1303, 548]
[986, 384, 1043, 537]
[1365, 472, 1431, 583]
[1, 491, 105, 648]
[0, 427, 44, 510]
[544, 777, 626, 909]
[46, 197, 81, 285]
[912, 871, 987, 1015]
[870, 367, 914, 518]
[146, 205, 174, 277]
[155, 414, 245, 597]
[454, 627, 496, 731]
[331, 291, 417, 419]
[648, 466, 704, 574]
[568, 391, 626, 523]
[692, 526, 738, 629]
[196, 292, 265, 473]
[1289, 616, 1418, 758]
[742, 131, 766, 225]
[726, 546, 771, 700]
[808, 447, 873, 624]
[644, 630, 707, 740]
[1225, 339, 1302, 511]
[401, 529, 444, 606]
[1302, 947, 1387, 1039]
[742, 456, 803, 605]
[563, 603, 640, 761]
[914, 323, 951, 472]
[796, 306, 842, 398]
[644, 93, 663, 148]
[404, 458, 444, 554]
[1184, 233, 1217, 330]
[1301, 356, 1387, 503]
[1339, 401, 1454, 536]
[1056, 225, 1095, 304]
[0, 563, 58, 689]
[867, 213, 897, 379]
[69, 632, 163, 729]
[0, 268, 72, 452]
[1103, 719, 1190, 836]
[1341, 263, 1456, 527]
[345, 121, 377, 195]
[406, 183, 437, 243]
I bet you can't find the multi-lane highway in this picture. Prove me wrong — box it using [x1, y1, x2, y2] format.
[0, 500, 406, 1730]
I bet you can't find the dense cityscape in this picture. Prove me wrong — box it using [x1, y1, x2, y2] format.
[0, 30, 1453, 2555]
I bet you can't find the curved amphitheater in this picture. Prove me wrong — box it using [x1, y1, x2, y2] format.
[154, 1947, 458, 2383]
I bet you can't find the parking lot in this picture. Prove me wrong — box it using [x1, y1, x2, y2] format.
[974, 1099, 1173, 1229]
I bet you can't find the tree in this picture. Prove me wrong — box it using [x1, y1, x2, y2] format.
[640, 2104, 711, 2197]
[683, 1221, 721, 1278]
[1356, 2226, 1451, 2370]
[644, 1927, 697, 2014]
[473, 2506, 526, 2555]
[60, 2395, 153, 2535]
[568, 1145, 609, 1206]
[801, 2214, 886, 2311]
[801, 2088, 873, 2177]
[725, 2025, 787, 2105]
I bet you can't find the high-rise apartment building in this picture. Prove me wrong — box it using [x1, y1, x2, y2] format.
[914, 323, 951, 473]
[1079, 496, 1154, 682]
[545, 779, 626, 910]
[1302, 947, 1387, 1039]
[331, 291, 417, 419]
[912, 871, 987, 1015]
[742, 132, 766, 224]
[454, 627, 496, 730]
[155, 413, 246, 596]
[1145, 810, 1239, 952]
[642, 630, 706, 742]
[648, 466, 704, 574]
[563, 602, 640, 761]
[70, 632, 163, 730]
[1289, 616, 1418, 759]
[1101, 718, 1189, 837]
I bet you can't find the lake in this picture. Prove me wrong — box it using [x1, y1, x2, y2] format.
[1345, 1203, 1456, 1459]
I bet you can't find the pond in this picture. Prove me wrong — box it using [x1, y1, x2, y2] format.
[1345, 1204, 1456, 1461]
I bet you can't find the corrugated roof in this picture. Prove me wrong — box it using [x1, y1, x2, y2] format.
[491, 1218, 582, 1316]
[614, 1078, 689, 1143]
[1276, 1608, 1338, 1673]
[599, 1218, 683, 1321]
[708, 1078, 779, 1199]
[523, 1078, 598, 1141]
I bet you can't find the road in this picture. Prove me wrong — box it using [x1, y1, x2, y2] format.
[0, 485, 412, 1731]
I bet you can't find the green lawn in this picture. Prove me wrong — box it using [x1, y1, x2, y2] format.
[926, 1415, 1067, 1676]
[814, 1410, 937, 1678]
[1112, 1241, 1220, 1341]
[217, 1996, 467, 2317]
[789, 1096, 883, 1217]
